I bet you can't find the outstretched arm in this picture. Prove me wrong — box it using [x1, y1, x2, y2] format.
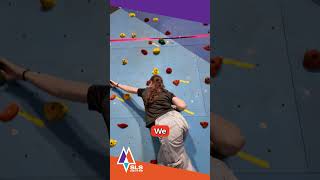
[110, 80, 138, 94]
[172, 96, 187, 111]
[0, 58, 90, 103]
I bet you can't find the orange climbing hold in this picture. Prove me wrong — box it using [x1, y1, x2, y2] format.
[0, 103, 19, 122]
[173, 80, 180, 86]
[110, 94, 116, 100]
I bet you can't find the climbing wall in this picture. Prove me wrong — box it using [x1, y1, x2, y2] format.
[0, 1, 108, 179]
[110, 9, 210, 174]
[213, 0, 320, 179]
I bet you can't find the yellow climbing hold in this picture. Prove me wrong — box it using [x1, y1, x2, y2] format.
[153, 17, 159, 22]
[153, 47, 160, 55]
[110, 138, 117, 148]
[128, 12, 136, 17]
[120, 33, 126, 38]
[183, 109, 195, 115]
[116, 96, 125, 103]
[237, 151, 270, 169]
[43, 102, 68, 122]
[18, 110, 45, 128]
[123, 94, 131, 100]
[179, 80, 190, 84]
[223, 58, 256, 69]
[152, 68, 159, 75]
[122, 58, 128, 65]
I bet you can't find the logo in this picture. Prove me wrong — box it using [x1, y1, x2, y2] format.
[151, 125, 170, 137]
[117, 147, 143, 173]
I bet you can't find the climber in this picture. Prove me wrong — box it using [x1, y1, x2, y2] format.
[0, 57, 110, 135]
[110, 75, 195, 171]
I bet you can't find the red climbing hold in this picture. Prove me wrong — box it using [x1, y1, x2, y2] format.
[141, 49, 148, 55]
[110, 94, 116, 100]
[204, 77, 210, 84]
[203, 45, 211, 51]
[117, 123, 128, 129]
[148, 41, 153, 45]
[0, 103, 19, 122]
[144, 18, 150, 22]
[303, 49, 320, 71]
[150, 160, 157, 164]
[211, 56, 223, 78]
[200, 121, 209, 128]
[166, 67, 172, 74]
[165, 31, 171, 35]
[173, 80, 180, 86]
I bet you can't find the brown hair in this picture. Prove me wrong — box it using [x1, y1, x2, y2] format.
[145, 75, 165, 106]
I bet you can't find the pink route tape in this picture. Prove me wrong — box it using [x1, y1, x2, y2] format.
[110, 33, 210, 43]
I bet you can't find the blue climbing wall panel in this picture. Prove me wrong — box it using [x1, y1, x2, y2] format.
[213, 0, 320, 179]
[110, 9, 210, 174]
[0, 1, 107, 179]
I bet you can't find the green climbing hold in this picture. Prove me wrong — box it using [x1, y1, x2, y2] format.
[158, 38, 166, 45]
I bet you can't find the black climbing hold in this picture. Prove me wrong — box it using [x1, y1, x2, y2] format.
[158, 38, 166, 45]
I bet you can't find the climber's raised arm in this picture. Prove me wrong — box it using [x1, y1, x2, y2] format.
[110, 80, 138, 94]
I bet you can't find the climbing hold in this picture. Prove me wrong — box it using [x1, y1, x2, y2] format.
[152, 68, 160, 75]
[211, 56, 223, 77]
[148, 41, 153, 45]
[204, 77, 210, 84]
[203, 44, 211, 51]
[110, 94, 116, 100]
[144, 18, 150, 22]
[123, 94, 131, 100]
[150, 160, 157, 164]
[18, 110, 45, 127]
[153, 17, 159, 22]
[173, 80, 180, 86]
[303, 49, 320, 71]
[153, 47, 160, 55]
[237, 151, 270, 169]
[166, 67, 172, 74]
[158, 38, 166, 45]
[165, 31, 171, 36]
[110, 138, 117, 148]
[43, 102, 68, 122]
[141, 49, 148, 55]
[40, 0, 56, 11]
[122, 58, 128, 65]
[0, 72, 6, 86]
[11, 128, 19, 136]
[128, 12, 136, 17]
[203, 23, 208, 26]
[119, 33, 126, 38]
[117, 123, 128, 129]
[0, 103, 19, 122]
[200, 121, 209, 128]
[131, 32, 137, 38]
